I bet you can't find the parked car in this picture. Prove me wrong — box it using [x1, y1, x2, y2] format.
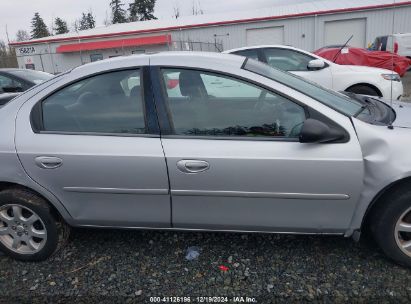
[224, 45, 404, 100]
[0, 69, 53, 105]
[314, 46, 411, 77]
[1, 52, 411, 266]
[369, 33, 411, 58]
[0, 92, 20, 106]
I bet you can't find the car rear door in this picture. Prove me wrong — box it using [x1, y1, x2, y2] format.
[152, 66, 364, 233]
[15, 66, 171, 227]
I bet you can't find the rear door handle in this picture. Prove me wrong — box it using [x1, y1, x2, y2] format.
[35, 156, 63, 169]
[177, 160, 210, 173]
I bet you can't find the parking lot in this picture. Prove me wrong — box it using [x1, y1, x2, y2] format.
[1, 228, 411, 303]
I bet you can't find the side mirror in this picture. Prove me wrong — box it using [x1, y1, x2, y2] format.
[307, 59, 326, 70]
[299, 119, 346, 144]
[2, 86, 23, 93]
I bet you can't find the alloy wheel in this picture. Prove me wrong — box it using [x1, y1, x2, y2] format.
[0, 204, 47, 254]
[395, 206, 411, 258]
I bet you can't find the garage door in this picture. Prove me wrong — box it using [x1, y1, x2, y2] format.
[324, 18, 366, 48]
[246, 26, 284, 46]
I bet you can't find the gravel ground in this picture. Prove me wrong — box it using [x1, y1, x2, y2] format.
[1, 228, 411, 303]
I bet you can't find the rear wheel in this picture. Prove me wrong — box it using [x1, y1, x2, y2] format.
[370, 187, 411, 267]
[346, 85, 380, 96]
[0, 189, 70, 261]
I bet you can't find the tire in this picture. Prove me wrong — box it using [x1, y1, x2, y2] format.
[346, 85, 380, 97]
[0, 189, 70, 261]
[370, 187, 411, 267]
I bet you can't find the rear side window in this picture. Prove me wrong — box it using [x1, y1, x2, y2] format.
[161, 68, 306, 138]
[41, 69, 146, 134]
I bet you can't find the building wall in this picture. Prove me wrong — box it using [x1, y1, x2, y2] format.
[15, 33, 171, 74]
[15, 5, 411, 74]
[173, 5, 411, 51]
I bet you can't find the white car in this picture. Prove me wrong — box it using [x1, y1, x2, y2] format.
[224, 45, 403, 100]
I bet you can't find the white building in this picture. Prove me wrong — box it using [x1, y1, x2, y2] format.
[10, 0, 411, 74]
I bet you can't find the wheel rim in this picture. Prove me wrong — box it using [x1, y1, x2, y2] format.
[395, 206, 411, 258]
[0, 204, 47, 254]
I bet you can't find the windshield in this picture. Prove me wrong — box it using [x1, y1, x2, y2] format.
[8, 69, 53, 84]
[243, 58, 363, 116]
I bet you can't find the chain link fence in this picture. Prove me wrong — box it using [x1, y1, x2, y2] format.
[168, 40, 223, 52]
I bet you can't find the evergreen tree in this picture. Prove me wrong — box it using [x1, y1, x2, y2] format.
[30, 13, 50, 39]
[54, 18, 69, 35]
[86, 12, 96, 29]
[110, 0, 127, 24]
[78, 13, 89, 30]
[129, 0, 157, 22]
[76, 11, 96, 31]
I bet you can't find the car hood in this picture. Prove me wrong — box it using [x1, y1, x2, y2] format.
[391, 101, 411, 128]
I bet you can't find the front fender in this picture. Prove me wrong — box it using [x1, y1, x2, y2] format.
[347, 118, 411, 235]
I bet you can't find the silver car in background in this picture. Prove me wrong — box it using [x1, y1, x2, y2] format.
[1, 52, 411, 267]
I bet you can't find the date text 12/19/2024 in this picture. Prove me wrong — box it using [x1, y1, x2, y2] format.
[149, 297, 258, 303]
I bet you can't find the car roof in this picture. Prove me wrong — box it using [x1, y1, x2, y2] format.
[72, 52, 246, 75]
[223, 45, 300, 53]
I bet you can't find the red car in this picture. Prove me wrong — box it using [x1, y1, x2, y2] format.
[314, 47, 411, 77]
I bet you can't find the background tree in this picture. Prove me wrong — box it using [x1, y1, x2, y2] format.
[54, 18, 69, 35]
[76, 11, 96, 31]
[129, 0, 157, 22]
[15, 30, 30, 42]
[192, 0, 204, 15]
[173, 4, 180, 19]
[103, 10, 112, 26]
[78, 13, 89, 30]
[30, 13, 50, 39]
[110, 0, 127, 24]
[86, 11, 96, 29]
[0, 40, 18, 68]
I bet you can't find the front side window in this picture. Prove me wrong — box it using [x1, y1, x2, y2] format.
[161, 69, 306, 138]
[262, 48, 315, 71]
[41, 69, 146, 134]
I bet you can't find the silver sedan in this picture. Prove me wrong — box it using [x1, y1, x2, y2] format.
[0, 52, 411, 266]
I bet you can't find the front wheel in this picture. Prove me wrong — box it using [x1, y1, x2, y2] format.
[370, 187, 411, 267]
[0, 189, 70, 261]
[345, 85, 380, 97]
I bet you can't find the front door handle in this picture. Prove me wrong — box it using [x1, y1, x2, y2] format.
[35, 156, 63, 169]
[177, 160, 210, 174]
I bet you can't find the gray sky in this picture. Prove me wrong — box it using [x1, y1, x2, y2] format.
[0, 0, 316, 42]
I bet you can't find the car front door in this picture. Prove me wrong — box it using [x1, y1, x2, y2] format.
[15, 67, 171, 227]
[261, 48, 333, 89]
[154, 67, 363, 233]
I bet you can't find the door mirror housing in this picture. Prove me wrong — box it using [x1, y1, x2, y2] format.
[2, 86, 23, 93]
[307, 59, 326, 70]
[299, 119, 346, 143]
